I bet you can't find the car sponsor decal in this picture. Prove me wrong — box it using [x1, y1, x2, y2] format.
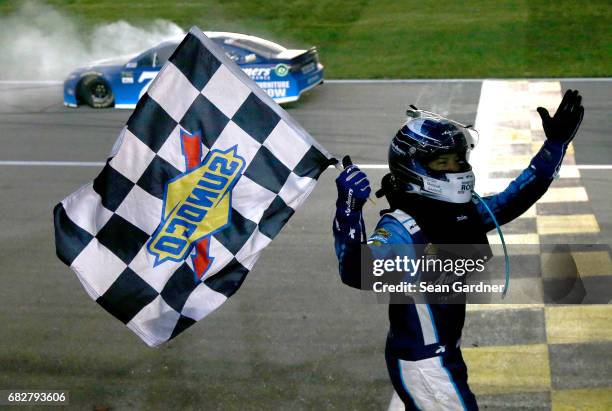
[301, 62, 316, 74]
[121, 71, 134, 84]
[307, 73, 322, 84]
[256, 81, 291, 99]
[242, 67, 272, 81]
[274, 64, 290, 77]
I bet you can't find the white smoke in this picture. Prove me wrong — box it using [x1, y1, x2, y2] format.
[0, 1, 185, 80]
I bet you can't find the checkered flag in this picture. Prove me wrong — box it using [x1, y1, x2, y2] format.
[53, 27, 333, 347]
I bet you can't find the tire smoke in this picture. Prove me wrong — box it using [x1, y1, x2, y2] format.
[0, 1, 184, 80]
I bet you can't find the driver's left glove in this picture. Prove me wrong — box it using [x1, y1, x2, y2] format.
[531, 89, 584, 178]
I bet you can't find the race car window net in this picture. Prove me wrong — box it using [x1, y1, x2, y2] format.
[137, 51, 154, 67]
[154, 44, 178, 67]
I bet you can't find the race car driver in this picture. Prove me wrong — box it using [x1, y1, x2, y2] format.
[332, 90, 584, 410]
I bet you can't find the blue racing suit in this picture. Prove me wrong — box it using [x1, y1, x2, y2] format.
[333, 140, 567, 410]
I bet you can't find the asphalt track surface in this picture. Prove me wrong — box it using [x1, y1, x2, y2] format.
[0, 80, 610, 410]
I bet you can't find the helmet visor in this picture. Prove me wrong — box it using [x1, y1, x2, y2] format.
[404, 122, 471, 173]
[405, 109, 479, 151]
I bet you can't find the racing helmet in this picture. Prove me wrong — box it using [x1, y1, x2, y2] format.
[388, 108, 478, 203]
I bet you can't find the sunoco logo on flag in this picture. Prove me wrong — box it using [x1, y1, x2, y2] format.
[53, 27, 332, 346]
[148, 140, 244, 268]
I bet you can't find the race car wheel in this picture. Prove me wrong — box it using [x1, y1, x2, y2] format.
[78, 76, 114, 108]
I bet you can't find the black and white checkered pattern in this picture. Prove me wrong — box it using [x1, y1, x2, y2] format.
[53, 27, 332, 347]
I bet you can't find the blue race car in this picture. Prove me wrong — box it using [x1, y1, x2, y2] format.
[63, 31, 324, 108]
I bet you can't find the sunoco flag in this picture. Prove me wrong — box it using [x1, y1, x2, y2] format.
[53, 27, 333, 347]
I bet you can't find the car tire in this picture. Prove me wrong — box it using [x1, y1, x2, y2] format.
[78, 76, 114, 108]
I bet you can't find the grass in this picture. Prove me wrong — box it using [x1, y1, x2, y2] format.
[1, 0, 610, 78]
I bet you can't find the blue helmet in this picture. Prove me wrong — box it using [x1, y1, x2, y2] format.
[388, 110, 477, 203]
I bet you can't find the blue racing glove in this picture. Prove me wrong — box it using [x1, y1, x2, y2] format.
[531, 89, 584, 178]
[334, 156, 371, 242]
[335, 156, 371, 217]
